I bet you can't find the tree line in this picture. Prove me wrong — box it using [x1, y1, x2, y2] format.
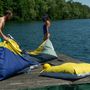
[0, 0, 90, 21]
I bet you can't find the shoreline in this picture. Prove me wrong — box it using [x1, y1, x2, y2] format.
[7, 18, 90, 23]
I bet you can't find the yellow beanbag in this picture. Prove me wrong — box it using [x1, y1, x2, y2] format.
[40, 63, 90, 79]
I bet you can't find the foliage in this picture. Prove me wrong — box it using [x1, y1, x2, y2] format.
[0, 0, 90, 21]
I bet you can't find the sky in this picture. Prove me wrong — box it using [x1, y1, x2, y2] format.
[72, 0, 90, 7]
[66, 0, 90, 7]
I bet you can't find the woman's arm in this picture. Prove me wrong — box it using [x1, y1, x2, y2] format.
[46, 21, 50, 39]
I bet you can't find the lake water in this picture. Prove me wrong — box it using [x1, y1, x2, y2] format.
[5, 19, 90, 62]
[28, 83, 90, 90]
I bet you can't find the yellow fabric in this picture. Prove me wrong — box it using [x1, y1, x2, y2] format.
[42, 63, 90, 74]
[29, 40, 46, 55]
[0, 39, 22, 55]
[43, 63, 52, 69]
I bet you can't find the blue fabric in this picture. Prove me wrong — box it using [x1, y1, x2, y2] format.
[0, 47, 39, 80]
[32, 54, 57, 63]
[40, 72, 88, 80]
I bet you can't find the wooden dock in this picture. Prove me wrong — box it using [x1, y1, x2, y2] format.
[0, 54, 90, 90]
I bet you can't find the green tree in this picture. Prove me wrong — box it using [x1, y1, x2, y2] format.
[0, 0, 90, 21]
[35, 0, 49, 20]
[3, 0, 13, 11]
[0, 0, 3, 16]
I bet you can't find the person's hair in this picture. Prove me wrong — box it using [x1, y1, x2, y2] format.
[42, 14, 50, 22]
[4, 10, 12, 16]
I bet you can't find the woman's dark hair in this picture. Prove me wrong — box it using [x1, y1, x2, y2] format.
[4, 10, 12, 16]
[42, 14, 50, 22]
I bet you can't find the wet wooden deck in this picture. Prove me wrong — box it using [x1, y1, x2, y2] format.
[0, 54, 90, 90]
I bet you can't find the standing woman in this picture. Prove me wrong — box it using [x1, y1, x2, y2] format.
[42, 15, 51, 41]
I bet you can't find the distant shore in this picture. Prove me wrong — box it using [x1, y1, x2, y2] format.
[1, 0, 90, 22]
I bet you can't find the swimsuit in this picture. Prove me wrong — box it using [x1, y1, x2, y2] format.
[43, 24, 47, 35]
